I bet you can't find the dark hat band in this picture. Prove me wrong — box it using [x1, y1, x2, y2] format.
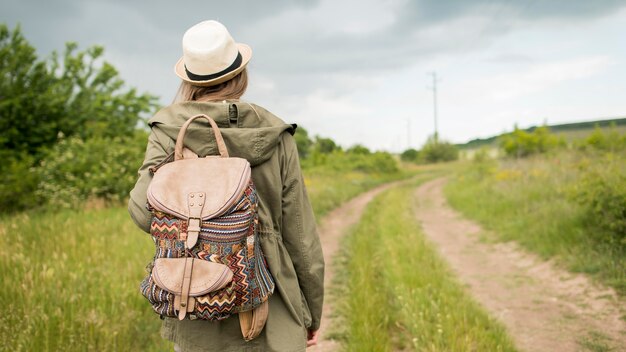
[184, 52, 242, 81]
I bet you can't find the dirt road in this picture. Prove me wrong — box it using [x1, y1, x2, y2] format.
[310, 182, 398, 352]
[309, 177, 624, 351]
[413, 178, 626, 352]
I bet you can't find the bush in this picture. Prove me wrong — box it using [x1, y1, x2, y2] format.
[573, 158, 626, 245]
[400, 148, 420, 163]
[0, 152, 40, 212]
[499, 125, 564, 158]
[36, 132, 148, 208]
[420, 136, 459, 163]
[578, 125, 626, 152]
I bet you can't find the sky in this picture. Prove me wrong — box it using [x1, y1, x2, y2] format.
[3, 0, 626, 152]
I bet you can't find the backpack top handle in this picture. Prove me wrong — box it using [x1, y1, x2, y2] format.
[174, 114, 230, 160]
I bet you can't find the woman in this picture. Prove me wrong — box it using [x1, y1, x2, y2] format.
[128, 20, 324, 352]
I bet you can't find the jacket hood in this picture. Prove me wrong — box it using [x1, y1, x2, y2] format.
[148, 101, 295, 166]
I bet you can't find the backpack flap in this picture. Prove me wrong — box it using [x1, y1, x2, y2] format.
[152, 257, 234, 320]
[147, 157, 252, 221]
[151, 257, 233, 296]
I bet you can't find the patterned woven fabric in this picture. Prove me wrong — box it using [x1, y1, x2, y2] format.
[140, 180, 275, 320]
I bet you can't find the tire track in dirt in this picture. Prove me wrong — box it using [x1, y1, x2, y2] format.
[413, 178, 625, 352]
[310, 182, 399, 352]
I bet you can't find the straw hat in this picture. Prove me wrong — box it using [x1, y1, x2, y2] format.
[174, 20, 251, 87]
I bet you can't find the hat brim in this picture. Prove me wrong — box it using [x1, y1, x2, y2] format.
[174, 43, 252, 87]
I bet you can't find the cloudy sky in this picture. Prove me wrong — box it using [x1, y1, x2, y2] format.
[3, 0, 626, 151]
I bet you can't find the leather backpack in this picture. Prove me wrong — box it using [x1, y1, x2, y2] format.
[140, 114, 275, 341]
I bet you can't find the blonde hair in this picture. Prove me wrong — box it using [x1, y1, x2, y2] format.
[174, 69, 248, 103]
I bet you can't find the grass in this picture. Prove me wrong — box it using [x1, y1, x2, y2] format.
[0, 166, 419, 351]
[578, 331, 617, 352]
[0, 208, 169, 351]
[333, 177, 517, 351]
[444, 150, 626, 296]
[304, 169, 409, 219]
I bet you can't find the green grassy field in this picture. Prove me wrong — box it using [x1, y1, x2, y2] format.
[0, 167, 413, 351]
[332, 177, 517, 351]
[445, 150, 626, 296]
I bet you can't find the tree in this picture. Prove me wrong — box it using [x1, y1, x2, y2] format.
[294, 126, 313, 159]
[0, 24, 158, 159]
[313, 136, 341, 154]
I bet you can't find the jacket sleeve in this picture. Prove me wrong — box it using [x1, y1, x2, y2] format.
[128, 127, 171, 233]
[280, 133, 325, 331]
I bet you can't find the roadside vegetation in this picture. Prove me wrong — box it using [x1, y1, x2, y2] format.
[333, 176, 517, 351]
[294, 127, 411, 218]
[445, 126, 626, 295]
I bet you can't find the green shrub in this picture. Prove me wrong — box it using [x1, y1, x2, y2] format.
[499, 125, 564, 158]
[400, 148, 420, 162]
[578, 125, 626, 152]
[0, 152, 40, 212]
[573, 158, 626, 245]
[420, 136, 459, 163]
[36, 131, 148, 208]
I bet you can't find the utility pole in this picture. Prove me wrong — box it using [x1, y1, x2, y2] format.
[428, 72, 440, 143]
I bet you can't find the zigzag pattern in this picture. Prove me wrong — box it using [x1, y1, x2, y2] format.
[195, 285, 237, 320]
[230, 247, 250, 307]
[151, 212, 180, 240]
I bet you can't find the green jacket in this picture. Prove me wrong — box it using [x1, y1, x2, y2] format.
[128, 101, 324, 352]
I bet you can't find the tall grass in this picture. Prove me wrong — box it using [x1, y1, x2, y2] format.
[0, 167, 414, 351]
[445, 150, 626, 295]
[334, 177, 517, 351]
[0, 208, 168, 351]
